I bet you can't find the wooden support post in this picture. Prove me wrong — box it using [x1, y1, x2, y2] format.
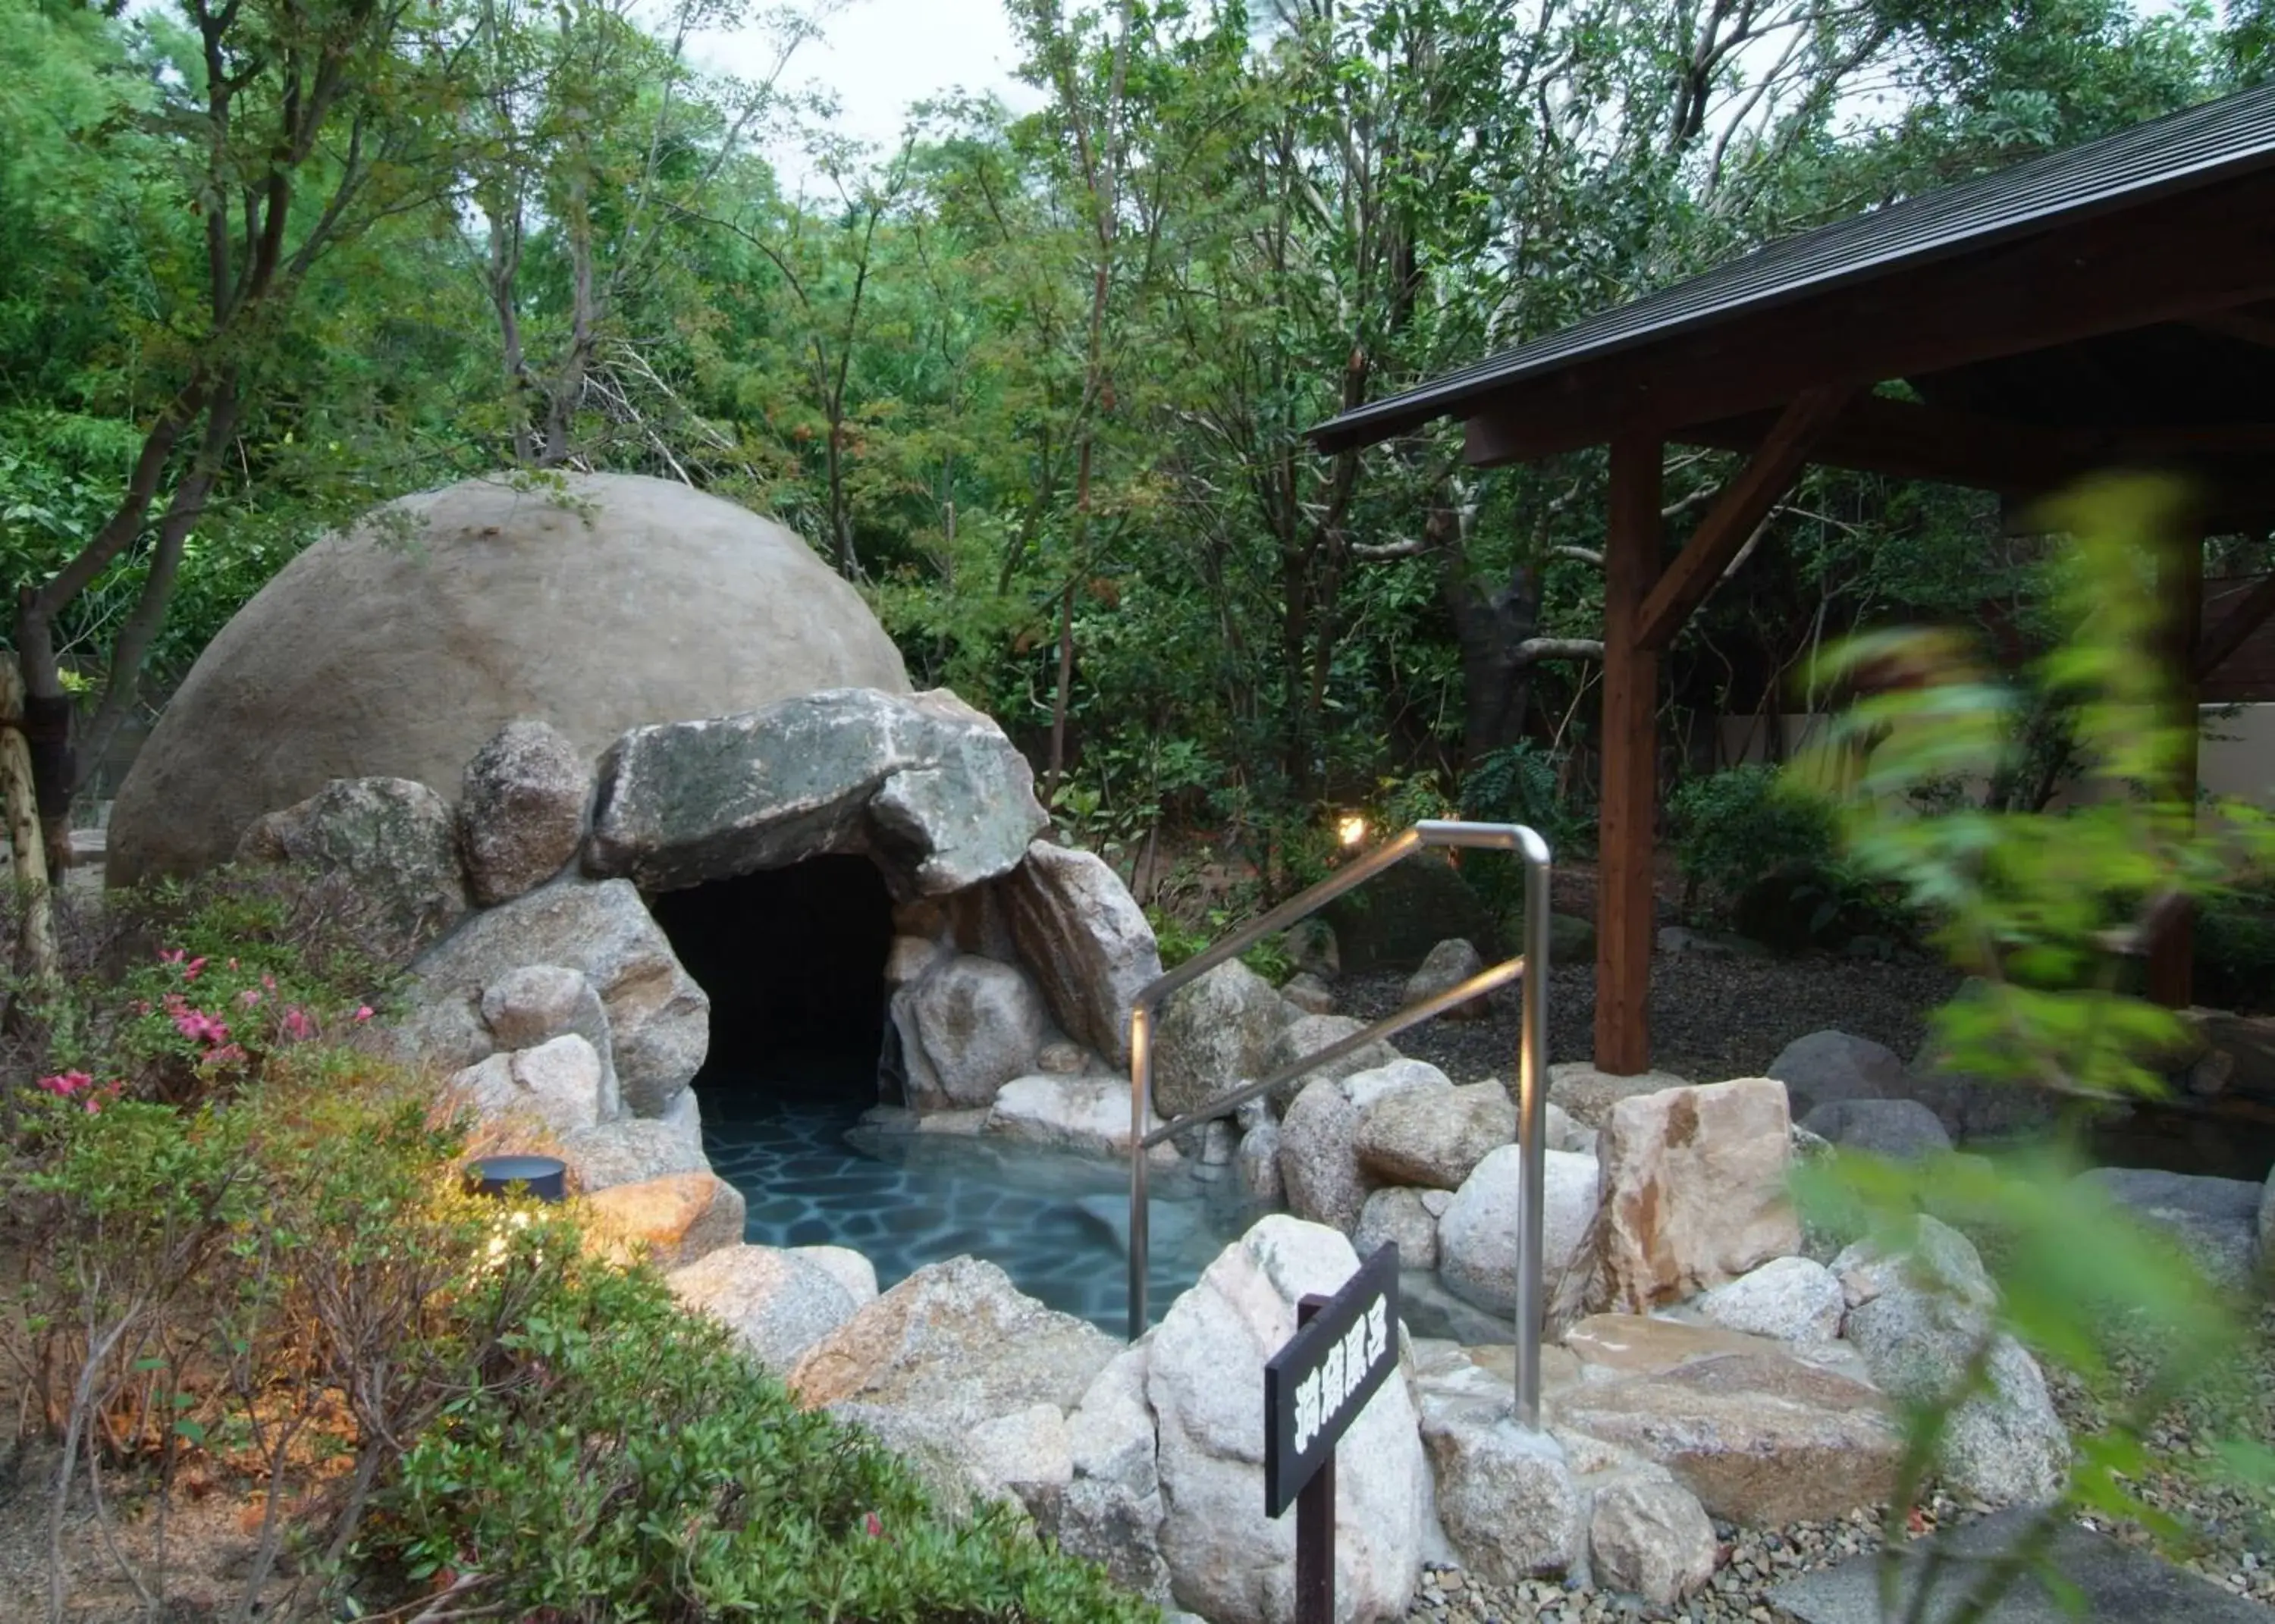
[1597, 437, 1662, 1075]
[1636, 387, 1852, 652]
[2148, 529, 2204, 1009]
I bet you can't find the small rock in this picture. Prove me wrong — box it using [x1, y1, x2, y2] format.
[1004, 839, 1164, 1069]
[1549, 1061, 1693, 1129]
[1153, 958, 1292, 1120]
[791, 1245, 880, 1307]
[1282, 918, 1340, 979]
[480, 964, 620, 1119]
[2076, 1166, 2264, 1290]
[450, 1033, 605, 1137]
[1354, 1187, 1442, 1271]
[1263, 1014, 1401, 1111]
[1439, 1145, 1599, 1316]
[1357, 1079, 1512, 1191]
[558, 1090, 705, 1191]
[1696, 1256, 1845, 1343]
[459, 719, 591, 905]
[1420, 1395, 1584, 1583]
[236, 776, 468, 955]
[1281, 971, 1336, 1015]
[1404, 938, 1493, 1022]
[583, 1171, 746, 1269]
[1590, 1476, 1718, 1604]
[1800, 1097, 1952, 1158]
[1200, 1118, 1237, 1166]
[987, 1073, 1170, 1159]
[670, 1243, 859, 1369]
[1767, 1030, 1909, 1122]
[894, 955, 1048, 1111]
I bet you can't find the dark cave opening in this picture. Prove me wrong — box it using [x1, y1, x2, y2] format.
[648, 855, 895, 1103]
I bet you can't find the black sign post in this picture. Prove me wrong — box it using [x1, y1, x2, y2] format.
[1263, 1243, 1401, 1624]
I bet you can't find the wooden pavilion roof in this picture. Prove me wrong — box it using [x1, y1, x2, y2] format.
[1311, 83, 2275, 531]
[1306, 84, 2275, 1068]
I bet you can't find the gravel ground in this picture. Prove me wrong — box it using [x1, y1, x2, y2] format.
[1341, 950, 1963, 1086]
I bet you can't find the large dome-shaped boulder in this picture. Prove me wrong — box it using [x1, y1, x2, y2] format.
[110, 473, 910, 886]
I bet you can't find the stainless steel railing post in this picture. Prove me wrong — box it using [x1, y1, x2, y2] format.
[1123, 821, 1550, 1433]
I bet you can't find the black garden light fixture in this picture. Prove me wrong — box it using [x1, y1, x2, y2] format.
[465, 1153, 567, 1202]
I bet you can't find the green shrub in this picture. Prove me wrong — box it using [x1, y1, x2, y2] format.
[358, 1260, 1156, 1622]
[1666, 763, 1911, 952]
[2194, 883, 2275, 1013]
[1460, 740, 1590, 855]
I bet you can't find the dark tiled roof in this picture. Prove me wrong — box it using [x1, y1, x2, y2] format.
[1311, 84, 2275, 453]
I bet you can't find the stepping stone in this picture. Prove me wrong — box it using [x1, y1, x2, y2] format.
[1769, 1506, 2273, 1622]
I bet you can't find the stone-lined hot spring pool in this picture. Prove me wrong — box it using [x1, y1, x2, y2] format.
[700, 1073, 1261, 1331]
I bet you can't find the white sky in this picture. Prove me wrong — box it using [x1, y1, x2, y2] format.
[692, 0, 1044, 196]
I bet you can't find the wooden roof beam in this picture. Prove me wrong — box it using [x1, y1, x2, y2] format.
[1461, 172, 2275, 467]
[1636, 387, 1855, 651]
[1675, 393, 2084, 492]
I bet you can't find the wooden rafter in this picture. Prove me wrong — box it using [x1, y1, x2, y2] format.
[1635, 387, 1856, 651]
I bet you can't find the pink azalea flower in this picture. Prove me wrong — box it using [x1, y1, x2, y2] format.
[37, 1071, 92, 1098]
[281, 1008, 315, 1041]
[202, 1044, 248, 1066]
[181, 957, 206, 981]
[353, 1005, 374, 1024]
[157, 949, 184, 965]
[239, 989, 262, 1009]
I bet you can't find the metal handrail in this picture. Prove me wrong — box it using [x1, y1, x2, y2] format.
[1125, 819, 1554, 1427]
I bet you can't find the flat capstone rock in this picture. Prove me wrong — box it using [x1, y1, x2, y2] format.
[1768, 1505, 2275, 1622]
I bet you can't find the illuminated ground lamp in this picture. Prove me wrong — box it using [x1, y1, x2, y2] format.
[1335, 814, 1368, 849]
[465, 1153, 567, 1202]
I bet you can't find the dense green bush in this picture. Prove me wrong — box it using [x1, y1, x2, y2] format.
[2194, 883, 2275, 1013]
[360, 1261, 1155, 1622]
[1665, 763, 1911, 952]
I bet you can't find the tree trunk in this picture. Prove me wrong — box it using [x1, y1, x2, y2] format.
[0, 657, 61, 1026]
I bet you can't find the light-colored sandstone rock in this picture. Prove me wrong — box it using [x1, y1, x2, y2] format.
[1590, 1476, 1718, 1604]
[1404, 937, 1493, 1021]
[1548, 1061, 1692, 1129]
[987, 1073, 1172, 1159]
[789, 1256, 1117, 1432]
[450, 1033, 606, 1137]
[1695, 1256, 1845, 1344]
[1003, 840, 1163, 1069]
[1278, 1061, 1445, 1234]
[669, 1243, 860, 1369]
[1153, 959, 1291, 1120]
[894, 954, 1048, 1111]
[1419, 1394, 1585, 1582]
[1552, 1325, 1900, 1525]
[1438, 1145, 1599, 1317]
[582, 1171, 746, 1269]
[235, 776, 467, 955]
[791, 1245, 879, 1307]
[1836, 1218, 2069, 1506]
[1147, 1216, 1427, 1624]
[459, 718, 590, 904]
[1263, 1014, 1401, 1111]
[1036, 1341, 1173, 1600]
[412, 876, 709, 1116]
[1280, 972, 1336, 1015]
[1356, 1080, 1513, 1191]
[559, 1112, 711, 1191]
[481, 964, 619, 1119]
[1354, 1187, 1441, 1271]
[1597, 1077, 1799, 1312]
[585, 687, 1047, 898]
[965, 1403, 1074, 1500]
